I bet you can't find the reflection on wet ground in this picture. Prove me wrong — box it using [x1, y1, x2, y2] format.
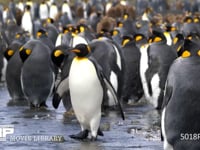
[0, 85, 163, 150]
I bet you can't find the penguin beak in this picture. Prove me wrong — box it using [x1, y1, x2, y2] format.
[71, 49, 80, 53]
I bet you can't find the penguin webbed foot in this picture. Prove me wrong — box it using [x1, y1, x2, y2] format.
[69, 130, 89, 140]
[98, 128, 104, 136]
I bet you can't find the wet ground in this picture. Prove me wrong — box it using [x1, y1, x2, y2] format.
[0, 84, 163, 150]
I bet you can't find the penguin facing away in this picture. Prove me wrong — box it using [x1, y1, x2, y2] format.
[121, 35, 143, 103]
[161, 39, 200, 150]
[53, 43, 124, 140]
[19, 40, 55, 108]
[140, 30, 177, 109]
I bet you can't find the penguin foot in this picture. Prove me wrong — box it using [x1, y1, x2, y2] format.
[98, 128, 104, 136]
[69, 130, 89, 140]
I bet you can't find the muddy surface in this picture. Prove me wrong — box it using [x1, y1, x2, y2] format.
[0, 85, 163, 150]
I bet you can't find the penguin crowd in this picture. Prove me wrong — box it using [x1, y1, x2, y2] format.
[0, 0, 200, 146]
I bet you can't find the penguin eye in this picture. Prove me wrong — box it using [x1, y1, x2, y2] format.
[54, 50, 63, 57]
[197, 50, 200, 56]
[173, 37, 178, 45]
[181, 50, 191, 58]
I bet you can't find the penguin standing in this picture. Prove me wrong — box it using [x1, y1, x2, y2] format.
[121, 35, 143, 103]
[21, 5, 33, 38]
[19, 40, 55, 108]
[4, 39, 27, 104]
[161, 39, 200, 150]
[39, 0, 49, 21]
[61, 0, 73, 22]
[49, 2, 58, 21]
[140, 30, 177, 109]
[53, 44, 124, 140]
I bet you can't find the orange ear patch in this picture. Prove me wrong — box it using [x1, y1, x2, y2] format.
[181, 50, 191, 58]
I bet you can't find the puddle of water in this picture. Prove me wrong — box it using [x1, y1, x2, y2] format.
[0, 84, 163, 150]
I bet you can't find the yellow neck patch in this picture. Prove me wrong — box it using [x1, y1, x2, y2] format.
[54, 50, 63, 57]
[181, 50, 191, 58]
[74, 56, 88, 61]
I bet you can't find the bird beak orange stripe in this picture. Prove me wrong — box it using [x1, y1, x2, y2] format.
[71, 49, 80, 53]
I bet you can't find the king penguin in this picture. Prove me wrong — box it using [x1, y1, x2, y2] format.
[161, 39, 200, 150]
[121, 35, 143, 103]
[4, 38, 27, 104]
[21, 5, 33, 38]
[140, 30, 177, 109]
[19, 40, 55, 108]
[53, 43, 124, 140]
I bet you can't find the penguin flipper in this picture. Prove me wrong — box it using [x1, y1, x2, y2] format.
[103, 77, 125, 120]
[53, 77, 69, 109]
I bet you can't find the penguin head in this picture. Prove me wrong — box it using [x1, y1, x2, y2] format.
[183, 16, 193, 24]
[37, 28, 48, 38]
[134, 33, 147, 46]
[19, 46, 32, 62]
[25, 5, 31, 11]
[4, 48, 15, 61]
[180, 39, 200, 58]
[148, 30, 166, 44]
[77, 24, 88, 33]
[51, 46, 66, 67]
[71, 44, 91, 58]
[121, 35, 133, 47]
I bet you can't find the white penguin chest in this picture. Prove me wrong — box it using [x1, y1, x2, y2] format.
[69, 58, 103, 108]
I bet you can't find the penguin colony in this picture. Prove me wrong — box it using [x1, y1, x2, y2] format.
[0, 0, 200, 146]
